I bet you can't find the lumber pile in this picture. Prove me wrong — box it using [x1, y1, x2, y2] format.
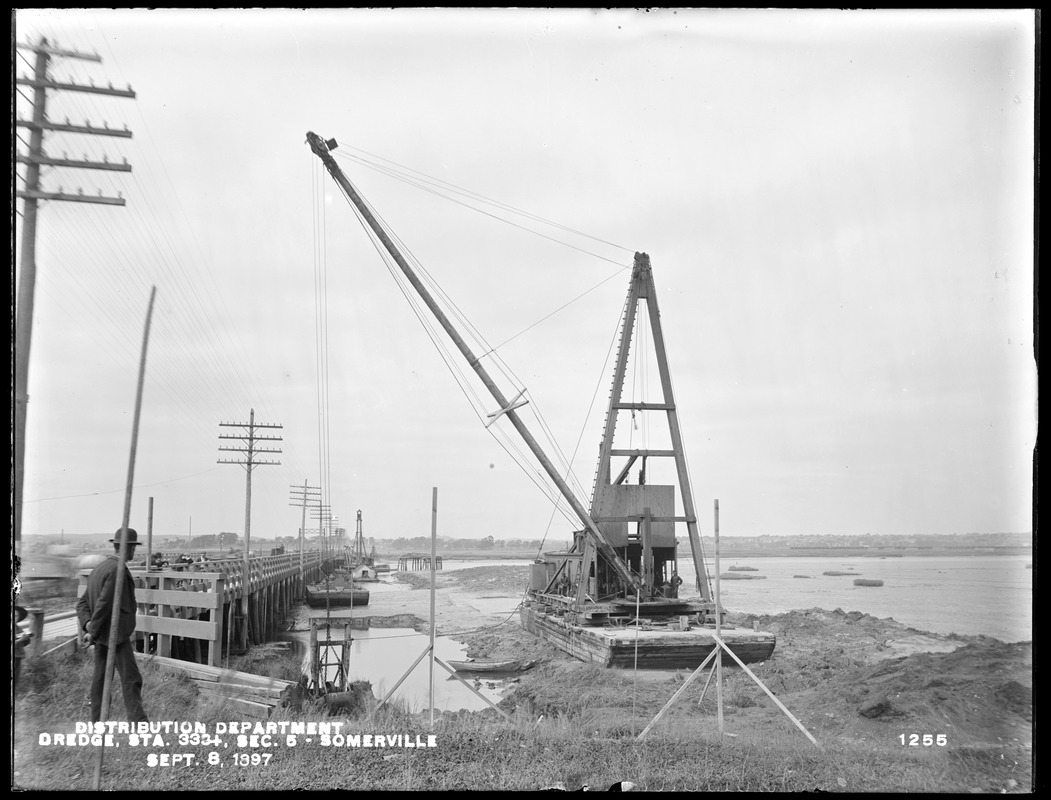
[144, 654, 297, 718]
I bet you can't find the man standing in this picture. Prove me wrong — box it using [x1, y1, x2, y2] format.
[76, 527, 148, 723]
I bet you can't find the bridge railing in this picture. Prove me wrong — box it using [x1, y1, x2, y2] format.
[68, 551, 326, 665]
[136, 571, 226, 665]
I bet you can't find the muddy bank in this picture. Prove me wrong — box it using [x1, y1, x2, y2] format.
[412, 566, 1031, 765]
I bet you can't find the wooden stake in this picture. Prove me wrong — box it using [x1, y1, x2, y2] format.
[714, 499, 723, 734]
[93, 286, 156, 790]
[636, 647, 718, 741]
[146, 497, 154, 573]
[712, 633, 821, 748]
[429, 487, 437, 728]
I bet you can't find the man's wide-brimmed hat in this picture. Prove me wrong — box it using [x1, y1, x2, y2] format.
[109, 527, 140, 545]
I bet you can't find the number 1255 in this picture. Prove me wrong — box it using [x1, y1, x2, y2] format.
[899, 734, 947, 746]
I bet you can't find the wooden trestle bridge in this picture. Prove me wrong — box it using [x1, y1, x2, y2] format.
[37, 552, 328, 668]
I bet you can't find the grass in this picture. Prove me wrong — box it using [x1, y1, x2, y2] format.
[13, 649, 1029, 792]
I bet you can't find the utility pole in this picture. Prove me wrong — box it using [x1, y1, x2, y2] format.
[218, 408, 282, 650]
[289, 480, 321, 579]
[14, 36, 135, 548]
[311, 504, 333, 558]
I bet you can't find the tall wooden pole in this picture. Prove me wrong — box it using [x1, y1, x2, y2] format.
[146, 497, 154, 573]
[219, 409, 282, 650]
[289, 479, 319, 590]
[429, 487, 438, 728]
[16, 37, 135, 546]
[93, 286, 156, 790]
[13, 41, 48, 548]
[300, 481, 308, 578]
[714, 499, 723, 734]
[242, 409, 254, 650]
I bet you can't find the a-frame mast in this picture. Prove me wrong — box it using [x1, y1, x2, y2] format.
[353, 509, 368, 566]
[590, 254, 712, 601]
[305, 131, 641, 593]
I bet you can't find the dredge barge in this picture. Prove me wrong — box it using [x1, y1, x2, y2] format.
[306, 132, 775, 669]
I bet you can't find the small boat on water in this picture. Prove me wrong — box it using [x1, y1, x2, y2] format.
[304, 581, 370, 608]
[448, 658, 534, 673]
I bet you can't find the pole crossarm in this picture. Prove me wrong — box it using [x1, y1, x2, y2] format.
[290, 483, 321, 507]
[16, 118, 133, 137]
[16, 40, 102, 61]
[17, 153, 132, 171]
[16, 189, 125, 205]
[16, 76, 136, 98]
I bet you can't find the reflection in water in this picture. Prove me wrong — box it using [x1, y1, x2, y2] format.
[284, 627, 507, 713]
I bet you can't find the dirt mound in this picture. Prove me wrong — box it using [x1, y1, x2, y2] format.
[493, 603, 1032, 755]
[448, 565, 531, 595]
[723, 609, 1032, 751]
[458, 620, 565, 664]
[731, 607, 959, 651]
[395, 571, 459, 591]
[409, 568, 1032, 760]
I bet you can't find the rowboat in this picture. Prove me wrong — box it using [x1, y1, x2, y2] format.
[447, 659, 532, 673]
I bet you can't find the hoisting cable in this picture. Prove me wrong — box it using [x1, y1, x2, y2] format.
[309, 132, 641, 589]
[332, 146, 633, 262]
[534, 287, 631, 556]
[330, 160, 605, 530]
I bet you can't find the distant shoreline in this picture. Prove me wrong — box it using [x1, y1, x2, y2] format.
[706, 547, 1033, 558]
[387, 547, 1033, 561]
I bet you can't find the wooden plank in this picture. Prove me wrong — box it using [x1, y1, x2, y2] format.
[194, 682, 291, 700]
[144, 657, 223, 682]
[138, 587, 222, 610]
[197, 694, 274, 718]
[136, 616, 220, 639]
[193, 676, 294, 693]
[135, 570, 226, 581]
[145, 655, 296, 689]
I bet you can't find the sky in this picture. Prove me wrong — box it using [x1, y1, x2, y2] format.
[13, 8, 1036, 549]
